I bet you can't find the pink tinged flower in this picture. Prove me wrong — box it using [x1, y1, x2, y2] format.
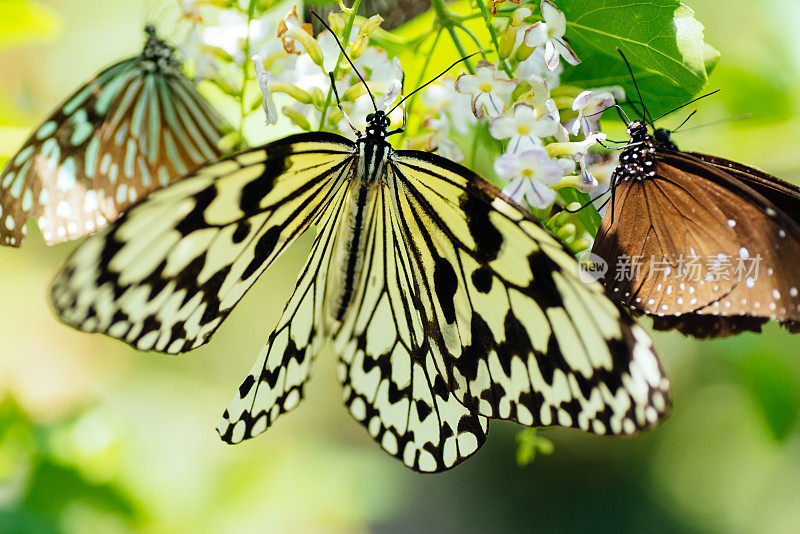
[495, 147, 564, 209]
[523, 0, 580, 71]
[455, 60, 517, 119]
[571, 90, 618, 135]
[252, 55, 278, 125]
[277, 4, 323, 65]
[489, 102, 558, 153]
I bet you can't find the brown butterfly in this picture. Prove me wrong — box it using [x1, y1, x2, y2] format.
[592, 119, 800, 338]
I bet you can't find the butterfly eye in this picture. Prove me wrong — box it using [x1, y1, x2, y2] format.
[366, 113, 375, 122]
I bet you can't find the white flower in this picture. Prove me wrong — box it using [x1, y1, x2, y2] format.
[516, 47, 563, 89]
[252, 55, 277, 125]
[523, 0, 580, 71]
[544, 99, 570, 142]
[489, 102, 558, 153]
[550, 133, 607, 192]
[422, 79, 475, 134]
[181, 26, 216, 79]
[495, 147, 564, 209]
[455, 60, 517, 118]
[570, 89, 619, 135]
[199, 11, 271, 62]
[422, 118, 465, 163]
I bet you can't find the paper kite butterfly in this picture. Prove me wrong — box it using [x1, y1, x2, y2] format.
[0, 25, 229, 247]
[50, 34, 670, 471]
[592, 69, 800, 338]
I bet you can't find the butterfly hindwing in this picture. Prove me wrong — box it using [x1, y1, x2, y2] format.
[51, 133, 354, 353]
[332, 182, 488, 472]
[390, 151, 670, 435]
[218, 188, 347, 443]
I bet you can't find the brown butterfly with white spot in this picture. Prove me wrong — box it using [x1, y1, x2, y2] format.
[0, 25, 230, 247]
[593, 119, 800, 338]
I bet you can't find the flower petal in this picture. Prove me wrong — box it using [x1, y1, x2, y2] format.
[553, 38, 581, 65]
[543, 40, 560, 71]
[540, 0, 567, 37]
[523, 21, 548, 47]
[252, 55, 278, 125]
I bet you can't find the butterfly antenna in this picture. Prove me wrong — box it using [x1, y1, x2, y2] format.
[612, 104, 631, 125]
[670, 108, 698, 134]
[674, 113, 752, 134]
[617, 48, 651, 126]
[652, 89, 721, 122]
[310, 11, 378, 113]
[388, 52, 482, 114]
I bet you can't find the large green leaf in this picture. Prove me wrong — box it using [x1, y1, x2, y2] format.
[560, 0, 716, 119]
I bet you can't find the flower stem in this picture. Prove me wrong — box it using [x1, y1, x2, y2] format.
[473, 0, 513, 77]
[236, 0, 259, 149]
[318, 0, 362, 130]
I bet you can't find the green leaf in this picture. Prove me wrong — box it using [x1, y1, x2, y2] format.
[738, 353, 800, 443]
[560, 0, 715, 119]
[557, 187, 601, 236]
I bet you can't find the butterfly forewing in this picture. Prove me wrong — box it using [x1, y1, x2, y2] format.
[687, 152, 800, 222]
[0, 29, 230, 247]
[51, 134, 354, 353]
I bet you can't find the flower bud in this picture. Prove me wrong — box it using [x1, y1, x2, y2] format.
[282, 106, 311, 130]
[350, 34, 368, 59]
[328, 12, 345, 34]
[497, 24, 517, 60]
[511, 7, 532, 26]
[269, 82, 313, 104]
[310, 86, 326, 108]
[556, 223, 577, 241]
[359, 15, 383, 36]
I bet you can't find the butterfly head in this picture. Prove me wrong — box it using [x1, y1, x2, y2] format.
[365, 111, 391, 139]
[626, 120, 649, 141]
[141, 25, 180, 72]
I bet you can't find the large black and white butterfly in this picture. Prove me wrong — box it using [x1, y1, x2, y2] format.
[0, 25, 230, 247]
[593, 118, 800, 338]
[51, 43, 669, 471]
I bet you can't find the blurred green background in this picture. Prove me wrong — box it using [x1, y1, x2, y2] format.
[2, 1, 800, 532]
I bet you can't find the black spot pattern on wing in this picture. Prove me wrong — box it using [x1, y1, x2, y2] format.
[391, 150, 671, 437]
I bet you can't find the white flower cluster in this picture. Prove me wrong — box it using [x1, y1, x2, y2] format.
[181, 1, 622, 219]
[253, 6, 403, 137]
[422, 1, 623, 211]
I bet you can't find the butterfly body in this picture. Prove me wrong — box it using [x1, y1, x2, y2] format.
[594, 120, 800, 337]
[1, 26, 229, 247]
